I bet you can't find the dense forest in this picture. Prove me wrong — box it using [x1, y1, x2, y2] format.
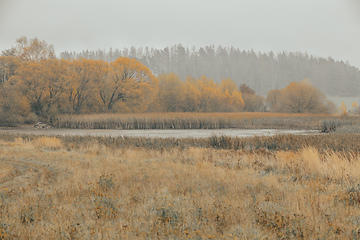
[60, 45, 360, 97]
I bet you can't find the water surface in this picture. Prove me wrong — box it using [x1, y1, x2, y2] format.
[0, 128, 320, 138]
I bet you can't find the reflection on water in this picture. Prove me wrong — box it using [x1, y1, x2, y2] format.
[0, 128, 320, 138]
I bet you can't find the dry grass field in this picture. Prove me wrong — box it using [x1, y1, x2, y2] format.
[1, 134, 360, 239]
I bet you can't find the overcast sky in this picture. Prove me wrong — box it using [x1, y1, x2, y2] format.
[1, 0, 359, 67]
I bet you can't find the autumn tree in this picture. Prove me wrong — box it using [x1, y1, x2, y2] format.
[282, 80, 322, 113]
[239, 83, 265, 112]
[178, 77, 201, 112]
[266, 80, 335, 113]
[9, 61, 50, 115]
[68, 59, 109, 113]
[154, 73, 183, 112]
[194, 76, 244, 112]
[239, 83, 255, 95]
[0, 56, 21, 83]
[0, 81, 31, 126]
[196, 76, 223, 112]
[8, 59, 70, 119]
[148, 75, 244, 112]
[339, 102, 347, 115]
[99, 57, 158, 112]
[220, 78, 245, 112]
[6, 36, 56, 61]
[40, 59, 74, 117]
[265, 89, 283, 112]
[351, 102, 359, 113]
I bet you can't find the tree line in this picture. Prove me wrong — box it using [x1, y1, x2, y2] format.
[0, 37, 342, 126]
[0, 57, 247, 125]
[60, 44, 360, 97]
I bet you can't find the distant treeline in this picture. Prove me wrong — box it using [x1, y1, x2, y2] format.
[60, 45, 360, 97]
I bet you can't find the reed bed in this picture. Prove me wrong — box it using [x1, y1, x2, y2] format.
[1, 135, 360, 239]
[321, 117, 360, 133]
[1, 131, 360, 155]
[53, 112, 333, 130]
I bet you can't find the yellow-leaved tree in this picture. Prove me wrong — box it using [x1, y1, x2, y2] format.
[178, 77, 201, 112]
[99, 57, 158, 112]
[0, 82, 31, 126]
[351, 102, 358, 113]
[239, 83, 265, 112]
[265, 89, 283, 112]
[11, 36, 56, 61]
[40, 59, 72, 117]
[9, 61, 51, 115]
[68, 59, 109, 113]
[196, 76, 223, 112]
[339, 102, 347, 115]
[0, 56, 22, 83]
[154, 73, 183, 112]
[266, 80, 335, 113]
[220, 78, 245, 112]
[9, 59, 72, 119]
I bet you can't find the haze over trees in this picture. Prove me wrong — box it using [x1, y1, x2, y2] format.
[0, 37, 351, 126]
[61, 45, 360, 97]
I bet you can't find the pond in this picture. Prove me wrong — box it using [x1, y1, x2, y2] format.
[0, 128, 320, 139]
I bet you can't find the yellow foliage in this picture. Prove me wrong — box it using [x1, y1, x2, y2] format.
[2, 57, 249, 116]
[351, 102, 358, 113]
[101, 57, 158, 112]
[339, 102, 347, 115]
[19, 96, 31, 117]
[266, 80, 334, 114]
[0, 56, 22, 83]
[149, 74, 244, 112]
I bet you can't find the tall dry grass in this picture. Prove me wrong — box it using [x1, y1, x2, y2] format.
[53, 112, 334, 130]
[1, 135, 360, 239]
[2, 131, 360, 153]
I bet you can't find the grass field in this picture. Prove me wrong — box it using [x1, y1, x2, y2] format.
[1, 133, 360, 239]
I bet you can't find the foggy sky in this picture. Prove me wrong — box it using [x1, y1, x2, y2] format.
[1, 0, 359, 68]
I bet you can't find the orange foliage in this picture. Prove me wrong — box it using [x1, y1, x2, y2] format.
[69, 58, 109, 113]
[150, 74, 244, 112]
[101, 57, 158, 112]
[0, 56, 22, 83]
[266, 80, 335, 114]
[10, 61, 51, 115]
[351, 102, 358, 113]
[339, 102, 347, 115]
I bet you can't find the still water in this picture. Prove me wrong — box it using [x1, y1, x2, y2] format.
[0, 128, 320, 138]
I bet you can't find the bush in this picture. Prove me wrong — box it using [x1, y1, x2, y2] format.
[321, 120, 340, 133]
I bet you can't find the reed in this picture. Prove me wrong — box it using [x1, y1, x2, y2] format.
[53, 112, 334, 130]
[2, 131, 360, 153]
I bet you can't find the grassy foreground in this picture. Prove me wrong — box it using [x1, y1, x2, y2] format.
[1, 134, 360, 239]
